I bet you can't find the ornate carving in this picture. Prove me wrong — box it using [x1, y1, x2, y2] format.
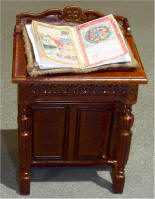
[123, 18, 131, 35]
[82, 9, 103, 22]
[114, 15, 131, 35]
[120, 105, 134, 130]
[31, 84, 120, 95]
[16, 6, 131, 35]
[62, 6, 83, 22]
[18, 104, 32, 131]
[18, 84, 138, 104]
[29, 84, 137, 102]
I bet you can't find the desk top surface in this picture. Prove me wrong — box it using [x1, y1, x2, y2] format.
[12, 6, 147, 85]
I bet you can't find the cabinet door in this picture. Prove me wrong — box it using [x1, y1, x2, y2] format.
[74, 105, 115, 160]
[32, 105, 69, 160]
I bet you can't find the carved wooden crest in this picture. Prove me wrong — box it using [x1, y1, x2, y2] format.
[16, 6, 131, 35]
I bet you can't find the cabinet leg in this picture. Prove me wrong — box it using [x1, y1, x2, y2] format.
[111, 167, 125, 193]
[111, 103, 134, 193]
[18, 104, 32, 195]
[20, 168, 30, 195]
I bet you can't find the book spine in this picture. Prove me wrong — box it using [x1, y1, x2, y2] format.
[73, 26, 86, 67]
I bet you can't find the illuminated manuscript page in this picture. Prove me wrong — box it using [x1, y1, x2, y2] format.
[32, 21, 85, 68]
[76, 14, 131, 67]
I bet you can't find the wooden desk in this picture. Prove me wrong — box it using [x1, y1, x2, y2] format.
[12, 6, 147, 195]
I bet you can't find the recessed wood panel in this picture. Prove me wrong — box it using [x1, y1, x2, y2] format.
[75, 106, 113, 159]
[32, 106, 69, 159]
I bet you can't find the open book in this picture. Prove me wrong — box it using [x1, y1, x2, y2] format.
[25, 14, 132, 70]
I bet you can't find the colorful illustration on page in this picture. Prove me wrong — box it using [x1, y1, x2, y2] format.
[82, 22, 114, 48]
[38, 24, 78, 64]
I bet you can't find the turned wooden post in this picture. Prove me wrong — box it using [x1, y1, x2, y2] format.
[18, 104, 32, 195]
[112, 103, 134, 193]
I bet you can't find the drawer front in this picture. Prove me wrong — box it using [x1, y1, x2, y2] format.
[74, 105, 115, 160]
[32, 105, 69, 160]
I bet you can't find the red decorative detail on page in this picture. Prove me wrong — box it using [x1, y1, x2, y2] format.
[76, 15, 128, 67]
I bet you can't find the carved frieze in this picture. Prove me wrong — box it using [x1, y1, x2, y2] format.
[28, 84, 138, 103]
[30, 84, 133, 94]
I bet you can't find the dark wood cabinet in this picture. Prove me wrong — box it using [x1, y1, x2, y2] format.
[12, 6, 147, 195]
[32, 102, 117, 161]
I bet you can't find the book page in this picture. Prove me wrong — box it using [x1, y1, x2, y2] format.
[32, 21, 84, 67]
[25, 24, 65, 69]
[76, 14, 131, 67]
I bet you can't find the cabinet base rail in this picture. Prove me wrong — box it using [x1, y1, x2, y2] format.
[20, 159, 124, 195]
[31, 159, 116, 167]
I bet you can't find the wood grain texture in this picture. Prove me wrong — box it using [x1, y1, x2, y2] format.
[12, 6, 147, 195]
